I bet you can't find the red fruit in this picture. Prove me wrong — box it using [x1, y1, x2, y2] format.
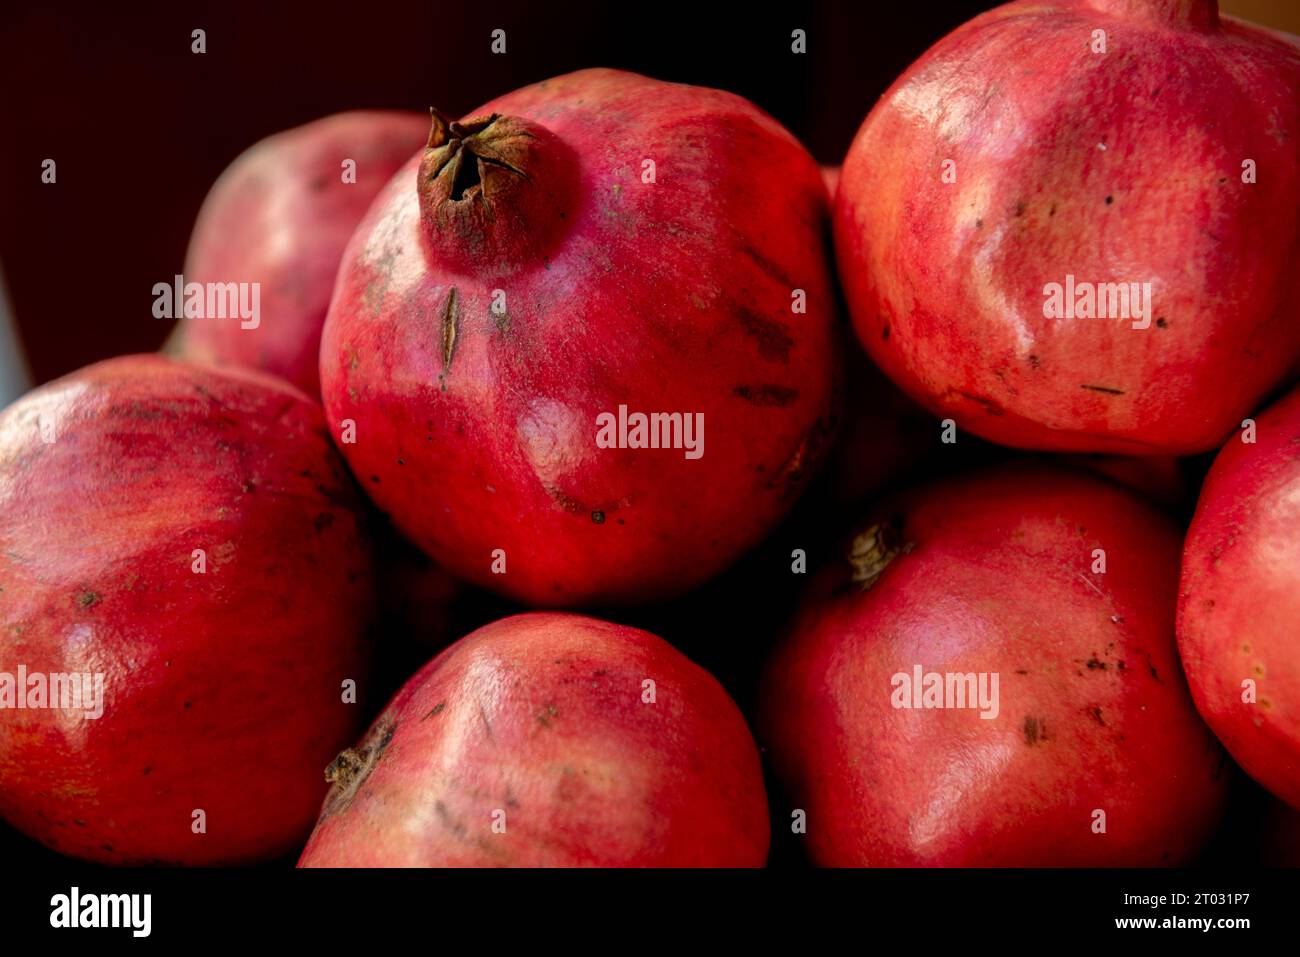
[1178, 384, 1300, 809]
[0, 355, 376, 864]
[320, 69, 838, 606]
[834, 0, 1300, 454]
[171, 111, 429, 395]
[298, 612, 769, 867]
[759, 465, 1226, 866]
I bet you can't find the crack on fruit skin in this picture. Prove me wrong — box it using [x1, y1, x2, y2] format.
[321, 716, 396, 819]
[439, 287, 460, 389]
[1081, 384, 1125, 396]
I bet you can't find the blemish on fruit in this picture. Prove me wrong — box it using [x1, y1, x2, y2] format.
[1022, 716, 1048, 746]
[77, 591, 100, 609]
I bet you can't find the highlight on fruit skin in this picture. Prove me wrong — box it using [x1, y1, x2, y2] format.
[319, 68, 840, 607]
[759, 464, 1228, 866]
[298, 612, 770, 867]
[833, 0, 1300, 455]
[1178, 383, 1300, 812]
[0, 354, 377, 865]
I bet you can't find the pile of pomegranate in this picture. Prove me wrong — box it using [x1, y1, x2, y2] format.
[2, 0, 1297, 869]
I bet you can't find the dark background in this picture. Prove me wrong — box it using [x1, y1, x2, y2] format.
[2, 0, 1299, 873]
[1, 0, 1294, 384]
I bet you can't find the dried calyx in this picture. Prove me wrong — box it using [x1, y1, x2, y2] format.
[416, 107, 577, 270]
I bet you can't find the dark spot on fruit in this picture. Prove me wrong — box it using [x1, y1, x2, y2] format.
[1015, 669, 1029, 675]
[423, 702, 446, 720]
[974, 218, 983, 229]
[882, 324, 891, 341]
[1081, 384, 1124, 395]
[1090, 706, 1106, 725]
[957, 391, 1005, 416]
[77, 591, 100, 609]
[736, 308, 795, 363]
[1086, 656, 1107, 670]
[1155, 317, 1168, 329]
[242, 480, 256, 494]
[1014, 200, 1026, 217]
[1104, 195, 1113, 205]
[183, 700, 192, 709]
[1023, 716, 1048, 746]
[370, 475, 381, 484]
[537, 704, 559, 727]
[397, 458, 405, 466]
[1049, 203, 1057, 217]
[143, 765, 152, 775]
[1028, 354, 1040, 369]
[733, 384, 799, 407]
[616, 518, 625, 525]
[591, 510, 605, 524]
[74, 819, 86, 827]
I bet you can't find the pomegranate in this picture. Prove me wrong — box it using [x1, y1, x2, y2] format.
[1178, 384, 1300, 809]
[759, 464, 1226, 866]
[298, 612, 769, 867]
[0, 355, 376, 864]
[320, 69, 838, 606]
[170, 111, 429, 395]
[834, 0, 1300, 454]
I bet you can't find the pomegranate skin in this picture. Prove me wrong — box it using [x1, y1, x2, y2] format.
[0, 355, 376, 865]
[320, 69, 838, 606]
[834, 0, 1300, 454]
[171, 111, 429, 395]
[298, 612, 769, 867]
[759, 465, 1226, 866]
[1178, 385, 1300, 809]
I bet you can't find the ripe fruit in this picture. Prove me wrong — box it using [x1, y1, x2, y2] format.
[298, 612, 769, 867]
[0, 355, 376, 864]
[321, 69, 838, 606]
[1178, 384, 1300, 809]
[759, 465, 1226, 866]
[171, 111, 428, 395]
[834, 0, 1300, 454]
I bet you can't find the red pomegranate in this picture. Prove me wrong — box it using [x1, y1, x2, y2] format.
[759, 465, 1226, 866]
[1178, 384, 1300, 809]
[170, 111, 428, 395]
[320, 69, 838, 606]
[835, 0, 1300, 454]
[0, 355, 376, 864]
[298, 612, 769, 866]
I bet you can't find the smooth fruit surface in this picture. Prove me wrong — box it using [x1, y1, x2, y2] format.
[299, 612, 769, 867]
[0, 355, 376, 864]
[1178, 384, 1300, 809]
[834, 0, 1300, 453]
[172, 111, 428, 395]
[321, 69, 838, 606]
[760, 465, 1227, 865]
